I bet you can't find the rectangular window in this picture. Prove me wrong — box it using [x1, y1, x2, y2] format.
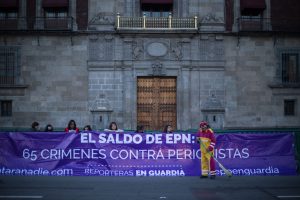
[42, 0, 68, 8]
[284, 99, 296, 116]
[1, 100, 12, 117]
[43, 8, 69, 30]
[45, 8, 68, 18]
[141, 3, 172, 17]
[0, 9, 18, 30]
[0, 9, 18, 18]
[7, 11, 18, 18]
[282, 53, 299, 83]
[240, 0, 266, 16]
[240, 15, 263, 31]
[0, 47, 20, 85]
[57, 11, 67, 17]
[0, 0, 19, 18]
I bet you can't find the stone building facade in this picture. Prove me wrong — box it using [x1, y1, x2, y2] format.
[0, 0, 299, 131]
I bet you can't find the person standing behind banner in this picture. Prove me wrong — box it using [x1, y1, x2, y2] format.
[31, 121, 40, 132]
[163, 125, 173, 133]
[196, 121, 216, 179]
[104, 121, 124, 133]
[83, 125, 92, 131]
[64, 119, 79, 133]
[44, 124, 54, 132]
[135, 125, 144, 133]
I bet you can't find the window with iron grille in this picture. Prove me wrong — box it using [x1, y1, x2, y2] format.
[0, 9, 18, 18]
[282, 53, 299, 84]
[44, 8, 68, 18]
[141, 1, 173, 17]
[142, 4, 172, 17]
[1, 100, 12, 117]
[0, 46, 20, 85]
[284, 99, 296, 116]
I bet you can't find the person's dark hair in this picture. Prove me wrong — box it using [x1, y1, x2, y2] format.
[67, 120, 77, 130]
[83, 125, 92, 131]
[163, 125, 172, 133]
[136, 125, 144, 133]
[44, 124, 54, 132]
[109, 122, 118, 130]
[31, 121, 39, 129]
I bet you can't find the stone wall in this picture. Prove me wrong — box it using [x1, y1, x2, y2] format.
[224, 36, 300, 128]
[87, 33, 226, 130]
[0, 35, 89, 130]
[1, 0, 299, 130]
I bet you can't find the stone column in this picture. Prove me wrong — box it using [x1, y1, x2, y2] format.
[232, 0, 240, 32]
[181, 68, 192, 130]
[265, 0, 271, 30]
[36, 0, 42, 17]
[125, 0, 132, 16]
[181, 0, 188, 17]
[19, 0, 27, 29]
[69, 0, 78, 30]
[190, 68, 201, 128]
[19, 0, 26, 17]
[35, 0, 43, 29]
[122, 67, 135, 130]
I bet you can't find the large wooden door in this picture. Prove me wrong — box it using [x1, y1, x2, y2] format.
[137, 77, 177, 131]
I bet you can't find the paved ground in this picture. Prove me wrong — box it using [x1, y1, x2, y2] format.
[0, 176, 300, 200]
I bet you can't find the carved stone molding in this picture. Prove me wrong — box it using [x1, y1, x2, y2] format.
[89, 35, 114, 61]
[89, 12, 114, 25]
[132, 41, 144, 60]
[104, 34, 113, 41]
[201, 13, 224, 24]
[171, 42, 182, 61]
[200, 13, 225, 32]
[89, 93, 112, 111]
[146, 42, 168, 57]
[150, 62, 165, 76]
[199, 36, 225, 60]
[201, 94, 224, 112]
[89, 34, 99, 41]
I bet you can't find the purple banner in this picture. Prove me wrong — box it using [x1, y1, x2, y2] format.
[0, 132, 297, 176]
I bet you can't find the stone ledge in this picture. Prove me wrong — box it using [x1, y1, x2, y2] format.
[268, 83, 300, 95]
[268, 83, 300, 89]
[0, 85, 28, 96]
[201, 109, 225, 112]
[90, 109, 113, 113]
